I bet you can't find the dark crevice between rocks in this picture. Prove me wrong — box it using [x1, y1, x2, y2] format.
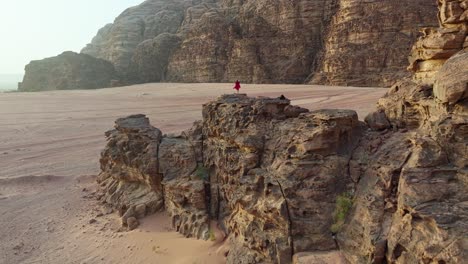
[379, 151, 413, 264]
[392, 243, 407, 261]
[156, 136, 166, 207]
[275, 179, 294, 261]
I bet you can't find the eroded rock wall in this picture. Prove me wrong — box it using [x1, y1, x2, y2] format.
[167, 0, 338, 84]
[97, 95, 363, 263]
[78, 0, 438, 86]
[311, 0, 439, 87]
[81, 0, 191, 79]
[409, 0, 468, 84]
[202, 95, 361, 262]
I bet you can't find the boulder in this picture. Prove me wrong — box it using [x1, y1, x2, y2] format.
[434, 50, 468, 104]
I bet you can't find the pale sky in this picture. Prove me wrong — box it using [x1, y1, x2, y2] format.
[0, 0, 144, 74]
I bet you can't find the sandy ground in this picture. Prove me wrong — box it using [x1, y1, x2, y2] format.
[0, 83, 386, 264]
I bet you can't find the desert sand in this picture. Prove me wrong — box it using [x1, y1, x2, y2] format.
[0, 83, 386, 264]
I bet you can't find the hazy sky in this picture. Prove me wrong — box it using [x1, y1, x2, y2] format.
[0, 0, 144, 74]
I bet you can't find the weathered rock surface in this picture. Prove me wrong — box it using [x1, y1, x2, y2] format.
[78, 0, 438, 86]
[202, 95, 361, 262]
[167, 0, 338, 84]
[97, 114, 165, 229]
[341, 74, 467, 263]
[81, 0, 188, 79]
[98, 80, 466, 262]
[409, 0, 468, 84]
[95, 2, 467, 262]
[18, 51, 118, 92]
[129, 33, 181, 83]
[311, 0, 439, 87]
[433, 50, 468, 104]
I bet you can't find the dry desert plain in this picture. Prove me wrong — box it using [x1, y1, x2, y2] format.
[0, 83, 387, 264]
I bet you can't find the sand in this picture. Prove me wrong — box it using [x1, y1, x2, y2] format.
[0, 83, 386, 264]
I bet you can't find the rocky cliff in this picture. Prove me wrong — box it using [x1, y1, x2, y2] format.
[18, 51, 118, 92]
[97, 78, 467, 263]
[79, 0, 438, 86]
[94, 1, 467, 263]
[310, 0, 439, 87]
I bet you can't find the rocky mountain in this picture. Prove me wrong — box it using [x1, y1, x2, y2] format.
[78, 0, 438, 86]
[18, 51, 118, 92]
[20, 0, 439, 90]
[93, 0, 467, 263]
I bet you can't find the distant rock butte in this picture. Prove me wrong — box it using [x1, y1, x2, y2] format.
[18, 51, 118, 92]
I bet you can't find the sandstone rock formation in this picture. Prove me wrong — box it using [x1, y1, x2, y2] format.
[167, 0, 338, 84]
[409, 0, 468, 84]
[81, 0, 188, 79]
[311, 0, 439, 87]
[94, 1, 467, 263]
[97, 95, 365, 262]
[98, 80, 467, 263]
[129, 33, 181, 83]
[18, 51, 118, 92]
[97, 114, 164, 230]
[79, 0, 438, 86]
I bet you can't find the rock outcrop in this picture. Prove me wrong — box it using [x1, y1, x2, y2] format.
[18, 51, 118, 92]
[409, 0, 468, 84]
[95, 1, 467, 263]
[97, 114, 164, 229]
[97, 95, 364, 262]
[339, 1, 468, 261]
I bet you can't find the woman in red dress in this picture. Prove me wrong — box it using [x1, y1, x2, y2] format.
[233, 80, 241, 93]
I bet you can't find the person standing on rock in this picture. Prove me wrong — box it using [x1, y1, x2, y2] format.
[233, 80, 241, 94]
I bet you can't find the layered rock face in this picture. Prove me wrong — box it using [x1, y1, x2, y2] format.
[342, 67, 468, 263]
[202, 95, 361, 262]
[18, 51, 117, 92]
[81, 0, 189, 79]
[78, 0, 438, 86]
[409, 0, 468, 84]
[311, 0, 439, 87]
[167, 0, 338, 83]
[338, 2, 468, 261]
[129, 33, 182, 83]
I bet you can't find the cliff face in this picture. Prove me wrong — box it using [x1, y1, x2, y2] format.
[167, 0, 337, 84]
[78, 0, 438, 86]
[18, 51, 117, 92]
[311, 0, 439, 87]
[81, 0, 190, 79]
[409, 0, 468, 84]
[95, 1, 467, 262]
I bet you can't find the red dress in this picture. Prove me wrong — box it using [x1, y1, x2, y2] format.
[233, 81, 241, 91]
